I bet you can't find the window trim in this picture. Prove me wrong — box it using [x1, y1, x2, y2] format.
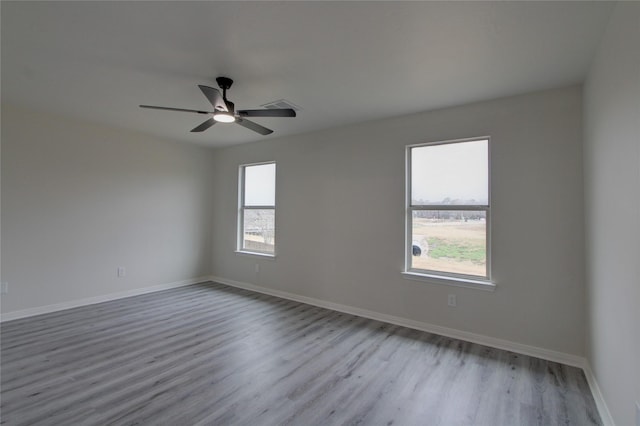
[404, 136, 493, 287]
[237, 161, 277, 257]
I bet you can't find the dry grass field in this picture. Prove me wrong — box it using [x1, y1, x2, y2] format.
[412, 218, 486, 277]
[243, 234, 275, 253]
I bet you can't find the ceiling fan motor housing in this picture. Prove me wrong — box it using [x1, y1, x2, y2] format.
[216, 77, 233, 91]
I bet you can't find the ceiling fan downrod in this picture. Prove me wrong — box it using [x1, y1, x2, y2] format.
[216, 77, 233, 101]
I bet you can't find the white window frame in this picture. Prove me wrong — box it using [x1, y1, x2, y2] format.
[237, 161, 276, 257]
[404, 137, 494, 289]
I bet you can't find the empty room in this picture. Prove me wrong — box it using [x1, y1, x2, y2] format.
[1, 1, 638, 425]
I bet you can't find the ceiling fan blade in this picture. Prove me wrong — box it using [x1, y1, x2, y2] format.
[235, 118, 273, 135]
[198, 85, 227, 112]
[190, 118, 216, 133]
[140, 105, 211, 114]
[238, 108, 296, 118]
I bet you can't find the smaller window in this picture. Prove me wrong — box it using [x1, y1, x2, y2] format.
[238, 162, 276, 256]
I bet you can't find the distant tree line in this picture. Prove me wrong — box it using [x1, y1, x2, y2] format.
[413, 210, 486, 221]
[412, 197, 487, 221]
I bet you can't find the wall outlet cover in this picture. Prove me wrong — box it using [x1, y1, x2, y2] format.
[447, 294, 456, 307]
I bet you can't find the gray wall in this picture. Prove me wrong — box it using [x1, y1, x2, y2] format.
[583, 2, 640, 425]
[212, 86, 586, 357]
[1, 104, 215, 314]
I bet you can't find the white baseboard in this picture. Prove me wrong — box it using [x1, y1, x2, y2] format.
[0, 276, 213, 322]
[211, 276, 585, 368]
[582, 363, 615, 426]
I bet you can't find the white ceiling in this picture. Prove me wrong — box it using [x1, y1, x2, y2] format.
[1, 1, 613, 147]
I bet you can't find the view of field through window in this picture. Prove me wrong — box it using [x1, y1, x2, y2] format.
[240, 162, 276, 254]
[409, 139, 489, 278]
[243, 209, 275, 253]
[412, 210, 486, 276]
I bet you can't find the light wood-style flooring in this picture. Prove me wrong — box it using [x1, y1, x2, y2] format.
[1, 282, 601, 425]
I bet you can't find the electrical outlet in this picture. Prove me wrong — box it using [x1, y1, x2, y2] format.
[117, 267, 126, 277]
[0, 282, 8, 294]
[447, 294, 456, 307]
[255, 264, 260, 273]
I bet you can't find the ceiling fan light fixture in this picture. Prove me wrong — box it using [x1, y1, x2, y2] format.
[140, 77, 295, 135]
[213, 112, 236, 123]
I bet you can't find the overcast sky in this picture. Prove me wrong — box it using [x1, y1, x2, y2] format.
[244, 163, 276, 206]
[411, 140, 488, 204]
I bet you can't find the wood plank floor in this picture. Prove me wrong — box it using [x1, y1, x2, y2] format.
[1, 282, 601, 426]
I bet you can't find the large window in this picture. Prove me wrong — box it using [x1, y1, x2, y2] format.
[238, 162, 276, 255]
[406, 138, 490, 281]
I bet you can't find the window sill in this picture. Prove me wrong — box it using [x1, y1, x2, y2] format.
[401, 271, 496, 291]
[235, 250, 276, 259]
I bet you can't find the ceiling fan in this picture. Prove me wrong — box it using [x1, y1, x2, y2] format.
[140, 77, 296, 135]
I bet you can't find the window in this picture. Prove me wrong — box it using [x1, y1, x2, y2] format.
[406, 138, 490, 282]
[238, 162, 276, 256]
